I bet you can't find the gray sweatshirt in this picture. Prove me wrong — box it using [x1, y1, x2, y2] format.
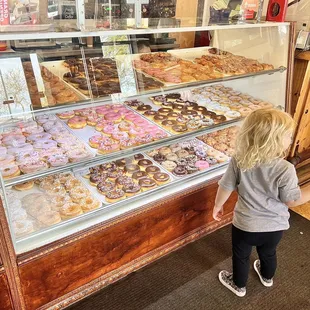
[219, 158, 301, 232]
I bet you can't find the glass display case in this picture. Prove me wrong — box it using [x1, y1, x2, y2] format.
[0, 2, 291, 259]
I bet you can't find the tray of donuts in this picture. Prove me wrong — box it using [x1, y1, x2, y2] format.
[191, 84, 274, 118]
[6, 173, 102, 238]
[124, 94, 231, 136]
[56, 104, 169, 155]
[75, 154, 174, 205]
[197, 126, 240, 157]
[0, 118, 94, 180]
[145, 138, 230, 178]
[40, 61, 90, 100]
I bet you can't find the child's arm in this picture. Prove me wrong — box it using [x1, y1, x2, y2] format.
[286, 184, 310, 208]
[213, 186, 233, 221]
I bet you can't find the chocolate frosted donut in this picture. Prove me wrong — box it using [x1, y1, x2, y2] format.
[213, 115, 227, 122]
[153, 172, 170, 183]
[181, 110, 198, 116]
[145, 165, 160, 176]
[90, 173, 108, 185]
[115, 159, 126, 168]
[172, 125, 187, 133]
[162, 120, 177, 127]
[101, 162, 117, 172]
[97, 181, 115, 194]
[134, 154, 144, 161]
[138, 159, 153, 168]
[137, 105, 152, 111]
[193, 106, 207, 113]
[123, 183, 141, 195]
[125, 164, 140, 174]
[144, 110, 157, 117]
[202, 110, 217, 118]
[132, 171, 147, 180]
[154, 114, 168, 122]
[166, 93, 181, 100]
[173, 166, 188, 176]
[116, 175, 134, 187]
[153, 154, 166, 163]
[108, 170, 124, 179]
[158, 108, 173, 115]
[139, 178, 156, 189]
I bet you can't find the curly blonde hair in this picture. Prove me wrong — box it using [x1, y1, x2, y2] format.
[234, 108, 295, 171]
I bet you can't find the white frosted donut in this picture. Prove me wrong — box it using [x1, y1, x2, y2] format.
[224, 111, 241, 119]
[12, 220, 34, 236]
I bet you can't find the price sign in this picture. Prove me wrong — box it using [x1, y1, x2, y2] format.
[0, 0, 9, 25]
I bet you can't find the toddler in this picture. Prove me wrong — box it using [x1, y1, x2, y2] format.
[213, 108, 310, 297]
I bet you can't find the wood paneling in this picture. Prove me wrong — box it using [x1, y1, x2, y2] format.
[18, 180, 236, 310]
[0, 270, 13, 310]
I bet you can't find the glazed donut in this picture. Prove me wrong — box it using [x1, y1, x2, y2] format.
[59, 203, 83, 219]
[70, 186, 90, 203]
[37, 211, 62, 226]
[45, 185, 67, 197]
[19, 161, 48, 174]
[248, 104, 262, 111]
[12, 220, 34, 237]
[57, 173, 74, 184]
[0, 164, 20, 178]
[80, 196, 101, 212]
[258, 101, 273, 108]
[67, 116, 87, 129]
[224, 111, 241, 119]
[51, 195, 72, 210]
[13, 181, 34, 191]
[64, 178, 82, 190]
[239, 107, 252, 117]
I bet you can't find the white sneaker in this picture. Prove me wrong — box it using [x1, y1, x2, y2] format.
[218, 270, 246, 297]
[253, 260, 273, 287]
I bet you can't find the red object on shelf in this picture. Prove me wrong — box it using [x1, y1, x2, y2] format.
[266, 0, 288, 22]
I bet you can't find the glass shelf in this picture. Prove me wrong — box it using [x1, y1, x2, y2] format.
[0, 22, 290, 41]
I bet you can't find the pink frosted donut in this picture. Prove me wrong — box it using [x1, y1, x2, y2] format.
[61, 143, 83, 152]
[153, 131, 168, 140]
[128, 127, 144, 137]
[0, 154, 15, 166]
[98, 143, 120, 154]
[87, 114, 102, 126]
[43, 121, 63, 131]
[48, 154, 69, 167]
[36, 114, 57, 125]
[15, 151, 40, 165]
[118, 121, 133, 131]
[23, 125, 44, 136]
[2, 135, 25, 146]
[195, 160, 210, 171]
[119, 139, 136, 149]
[124, 114, 140, 122]
[55, 136, 79, 146]
[96, 107, 112, 116]
[48, 127, 68, 136]
[27, 132, 52, 143]
[112, 131, 129, 141]
[7, 144, 33, 155]
[102, 124, 117, 136]
[2, 128, 22, 137]
[104, 112, 122, 123]
[0, 164, 20, 178]
[39, 149, 63, 161]
[57, 111, 75, 119]
[19, 160, 48, 174]
[66, 149, 90, 163]
[33, 140, 58, 150]
[0, 146, 7, 160]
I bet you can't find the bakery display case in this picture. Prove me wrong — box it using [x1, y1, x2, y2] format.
[0, 4, 293, 308]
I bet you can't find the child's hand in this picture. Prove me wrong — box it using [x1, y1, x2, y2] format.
[213, 204, 224, 221]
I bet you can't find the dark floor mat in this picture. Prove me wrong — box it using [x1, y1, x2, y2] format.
[68, 212, 310, 310]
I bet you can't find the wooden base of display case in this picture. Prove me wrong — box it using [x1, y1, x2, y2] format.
[0, 268, 13, 310]
[15, 177, 236, 310]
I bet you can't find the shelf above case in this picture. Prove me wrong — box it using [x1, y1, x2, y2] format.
[0, 22, 290, 41]
[4, 119, 239, 187]
[6, 66, 287, 120]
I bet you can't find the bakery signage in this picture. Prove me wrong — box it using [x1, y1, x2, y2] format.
[0, 0, 9, 25]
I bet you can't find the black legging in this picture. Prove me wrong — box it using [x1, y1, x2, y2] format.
[232, 225, 284, 288]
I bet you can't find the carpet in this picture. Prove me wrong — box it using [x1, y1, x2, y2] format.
[68, 212, 310, 310]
